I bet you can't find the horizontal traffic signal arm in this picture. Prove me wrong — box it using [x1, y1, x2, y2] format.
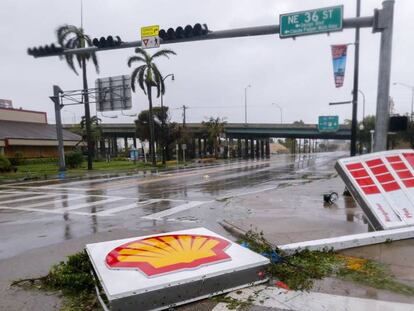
[28, 16, 373, 58]
[27, 44, 64, 57]
[92, 35, 122, 48]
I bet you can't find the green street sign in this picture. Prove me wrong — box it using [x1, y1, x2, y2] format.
[318, 116, 339, 132]
[280, 6, 343, 38]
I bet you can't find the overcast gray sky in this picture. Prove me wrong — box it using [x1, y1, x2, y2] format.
[1, 0, 413, 125]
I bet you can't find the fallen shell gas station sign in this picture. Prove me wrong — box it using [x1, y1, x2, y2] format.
[336, 149, 414, 230]
[86, 228, 269, 311]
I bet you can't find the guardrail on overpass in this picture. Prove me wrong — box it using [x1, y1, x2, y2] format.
[64, 123, 351, 140]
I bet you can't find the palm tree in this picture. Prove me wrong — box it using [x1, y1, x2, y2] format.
[56, 24, 99, 170]
[202, 117, 227, 158]
[128, 48, 176, 166]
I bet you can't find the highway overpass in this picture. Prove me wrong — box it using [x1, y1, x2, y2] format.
[64, 123, 351, 140]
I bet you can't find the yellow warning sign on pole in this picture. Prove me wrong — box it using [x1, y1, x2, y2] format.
[141, 25, 159, 38]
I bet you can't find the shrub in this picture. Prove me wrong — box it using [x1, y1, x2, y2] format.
[66, 151, 84, 168]
[24, 157, 58, 165]
[0, 154, 12, 172]
[112, 156, 128, 161]
[9, 152, 25, 166]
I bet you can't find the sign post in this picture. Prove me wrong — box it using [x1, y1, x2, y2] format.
[280, 6, 343, 38]
[182, 144, 187, 163]
[141, 25, 160, 49]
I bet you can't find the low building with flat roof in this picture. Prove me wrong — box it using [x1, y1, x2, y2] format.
[0, 104, 81, 158]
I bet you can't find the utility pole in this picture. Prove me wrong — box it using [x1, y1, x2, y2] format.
[181, 105, 188, 126]
[82, 59, 94, 170]
[374, 0, 395, 152]
[350, 0, 361, 156]
[50, 85, 66, 172]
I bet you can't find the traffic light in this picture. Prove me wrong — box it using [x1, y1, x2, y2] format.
[158, 23, 209, 41]
[27, 44, 64, 57]
[92, 36, 122, 48]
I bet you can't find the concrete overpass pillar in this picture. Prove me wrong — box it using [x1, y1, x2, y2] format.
[265, 139, 270, 158]
[237, 139, 242, 158]
[113, 137, 118, 156]
[124, 137, 128, 152]
[260, 140, 265, 158]
[198, 138, 202, 158]
[255, 139, 260, 158]
[250, 139, 255, 159]
[244, 138, 248, 159]
[100, 138, 105, 158]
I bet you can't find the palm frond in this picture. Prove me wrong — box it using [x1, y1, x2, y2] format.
[134, 48, 151, 64]
[64, 54, 78, 75]
[130, 67, 140, 93]
[56, 25, 78, 46]
[56, 24, 99, 75]
[127, 56, 146, 67]
[131, 65, 147, 94]
[91, 52, 99, 74]
[151, 49, 177, 61]
[137, 67, 147, 93]
[151, 63, 165, 98]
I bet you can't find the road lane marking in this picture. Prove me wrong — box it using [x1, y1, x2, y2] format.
[40, 174, 143, 188]
[53, 197, 125, 212]
[142, 201, 209, 220]
[0, 206, 95, 216]
[0, 194, 61, 205]
[4, 196, 85, 209]
[40, 160, 280, 191]
[96, 201, 155, 216]
[0, 192, 34, 200]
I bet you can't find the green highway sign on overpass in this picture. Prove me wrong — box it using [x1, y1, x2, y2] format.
[280, 6, 343, 38]
[318, 116, 339, 132]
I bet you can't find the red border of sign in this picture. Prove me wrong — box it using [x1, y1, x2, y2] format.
[106, 234, 231, 277]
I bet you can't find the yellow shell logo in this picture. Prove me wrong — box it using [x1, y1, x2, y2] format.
[106, 234, 231, 276]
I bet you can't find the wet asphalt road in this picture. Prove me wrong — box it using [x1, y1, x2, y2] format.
[0, 152, 345, 260]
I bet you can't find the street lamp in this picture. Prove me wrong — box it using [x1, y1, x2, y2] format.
[393, 82, 414, 121]
[244, 84, 251, 124]
[160, 73, 175, 165]
[161, 74, 175, 109]
[272, 103, 283, 123]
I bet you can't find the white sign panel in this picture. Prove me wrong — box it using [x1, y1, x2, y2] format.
[95, 75, 132, 112]
[336, 150, 414, 230]
[142, 36, 160, 49]
[141, 25, 160, 49]
[86, 227, 269, 310]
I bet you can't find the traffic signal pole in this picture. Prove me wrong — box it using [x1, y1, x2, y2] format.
[33, 17, 373, 57]
[374, 0, 395, 152]
[50, 85, 66, 172]
[30, 3, 394, 153]
[350, 0, 361, 157]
